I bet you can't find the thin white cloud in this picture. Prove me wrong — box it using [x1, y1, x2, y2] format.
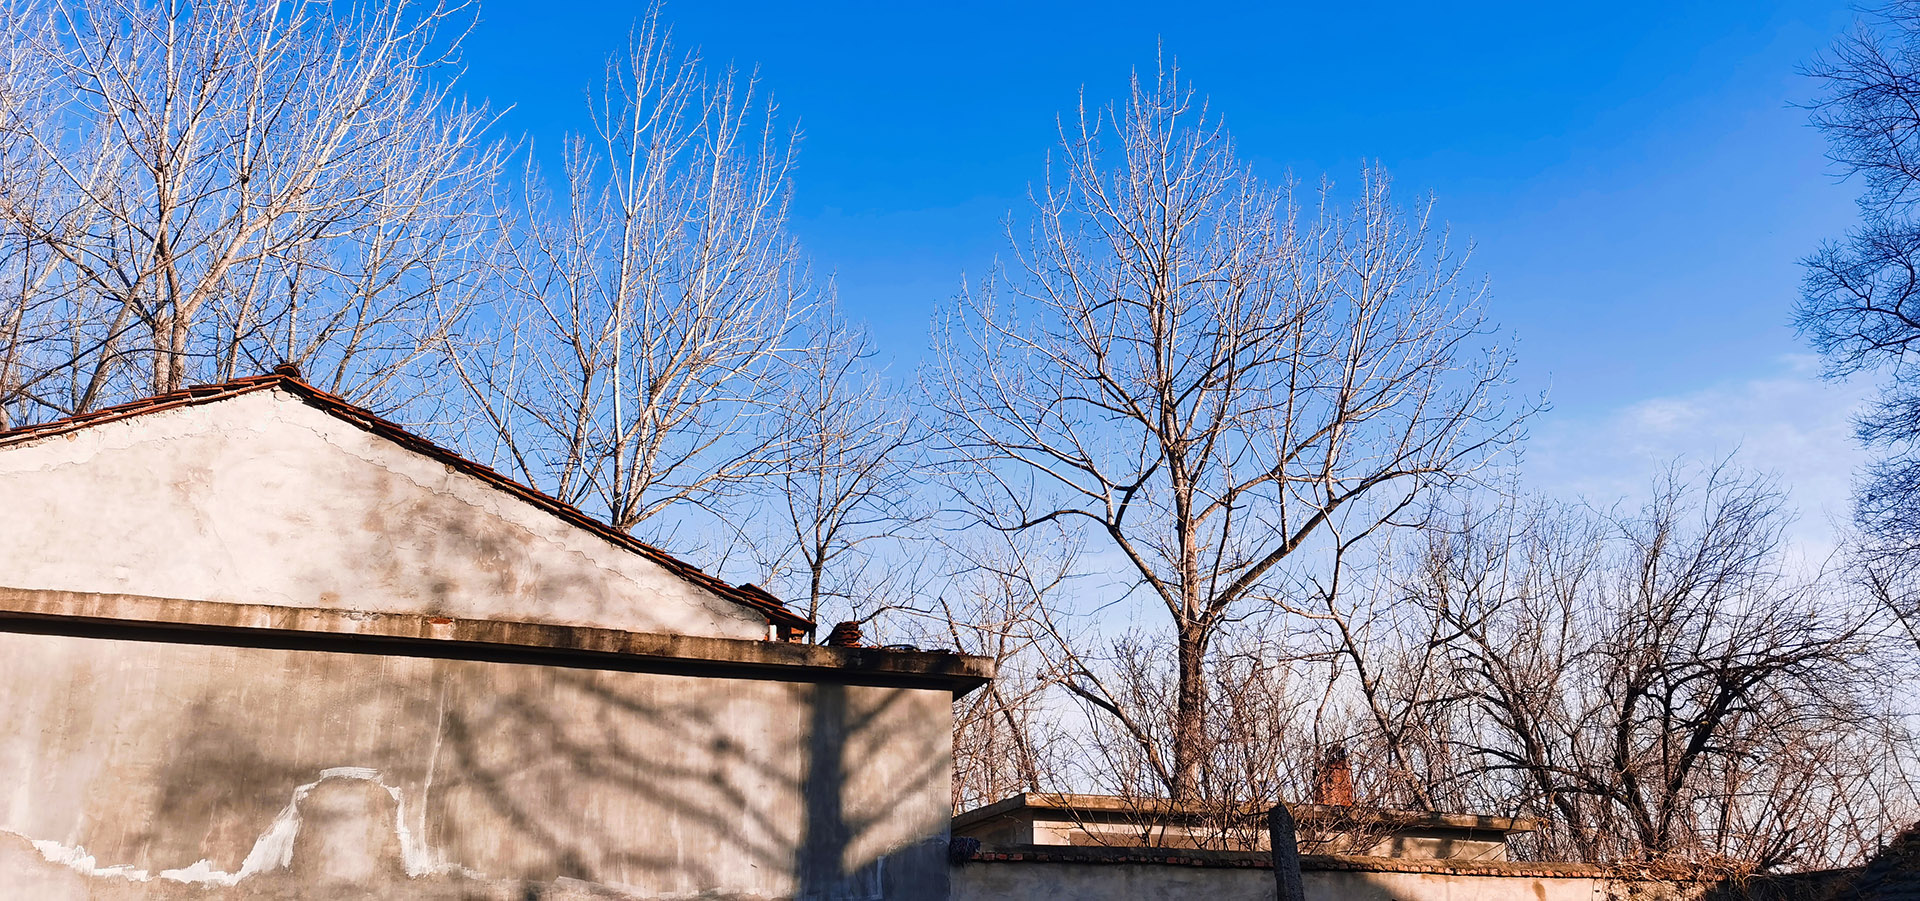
[1524, 355, 1872, 558]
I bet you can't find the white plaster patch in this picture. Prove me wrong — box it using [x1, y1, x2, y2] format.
[25, 838, 152, 881]
[10, 766, 479, 885]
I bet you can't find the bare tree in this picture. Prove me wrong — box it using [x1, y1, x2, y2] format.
[1800, 2, 1920, 577]
[1419, 469, 1912, 870]
[0, 0, 503, 427]
[1857, 546, 1920, 650]
[450, 5, 804, 534]
[937, 525, 1079, 811]
[929, 60, 1525, 802]
[748, 296, 926, 629]
[1291, 524, 1479, 815]
[1050, 626, 1322, 848]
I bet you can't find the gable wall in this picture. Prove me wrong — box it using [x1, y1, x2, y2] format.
[0, 389, 768, 639]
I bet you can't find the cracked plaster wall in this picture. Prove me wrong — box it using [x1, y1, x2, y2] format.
[0, 388, 767, 639]
[0, 630, 954, 900]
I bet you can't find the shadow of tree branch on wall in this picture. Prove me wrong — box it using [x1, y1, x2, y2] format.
[0, 633, 955, 900]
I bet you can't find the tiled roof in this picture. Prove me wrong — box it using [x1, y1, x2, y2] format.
[0, 367, 812, 634]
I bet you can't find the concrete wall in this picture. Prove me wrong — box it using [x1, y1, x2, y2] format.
[0, 388, 767, 639]
[952, 859, 1713, 901]
[1360, 832, 1508, 862]
[954, 860, 1274, 900]
[0, 629, 954, 899]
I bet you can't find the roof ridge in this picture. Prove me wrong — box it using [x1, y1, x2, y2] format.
[0, 372, 811, 633]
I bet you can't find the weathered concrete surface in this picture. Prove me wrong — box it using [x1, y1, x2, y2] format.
[1301, 869, 1705, 901]
[0, 387, 768, 638]
[954, 859, 1274, 900]
[952, 853, 1715, 901]
[0, 629, 954, 899]
[0, 586, 994, 692]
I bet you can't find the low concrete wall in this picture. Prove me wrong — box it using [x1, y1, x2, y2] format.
[1306, 868, 1699, 901]
[952, 851, 1715, 901]
[955, 858, 1272, 899]
[0, 626, 957, 899]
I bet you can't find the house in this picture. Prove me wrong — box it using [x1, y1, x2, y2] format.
[0, 369, 991, 899]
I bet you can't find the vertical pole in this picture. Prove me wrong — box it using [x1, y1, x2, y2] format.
[1268, 803, 1306, 901]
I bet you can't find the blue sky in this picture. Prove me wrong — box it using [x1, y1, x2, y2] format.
[459, 0, 1873, 536]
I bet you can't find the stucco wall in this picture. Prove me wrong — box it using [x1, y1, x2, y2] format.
[952, 860, 1713, 901]
[0, 388, 768, 639]
[0, 629, 953, 900]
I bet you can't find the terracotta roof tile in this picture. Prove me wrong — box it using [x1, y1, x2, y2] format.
[0, 370, 813, 633]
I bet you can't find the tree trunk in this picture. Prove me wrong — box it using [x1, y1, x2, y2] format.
[1171, 623, 1209, 801]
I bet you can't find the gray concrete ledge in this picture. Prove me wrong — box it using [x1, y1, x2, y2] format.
[954, 792, 1536, 835]
[0, 586, 994, 694]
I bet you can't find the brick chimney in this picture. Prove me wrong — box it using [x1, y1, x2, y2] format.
[825, 620, 863, 648]
[1313, 745, 1355, 807]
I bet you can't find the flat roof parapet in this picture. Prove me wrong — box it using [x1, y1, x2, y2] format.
[954, 792, 1539, 836]
[953, 844, 1730, 882]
